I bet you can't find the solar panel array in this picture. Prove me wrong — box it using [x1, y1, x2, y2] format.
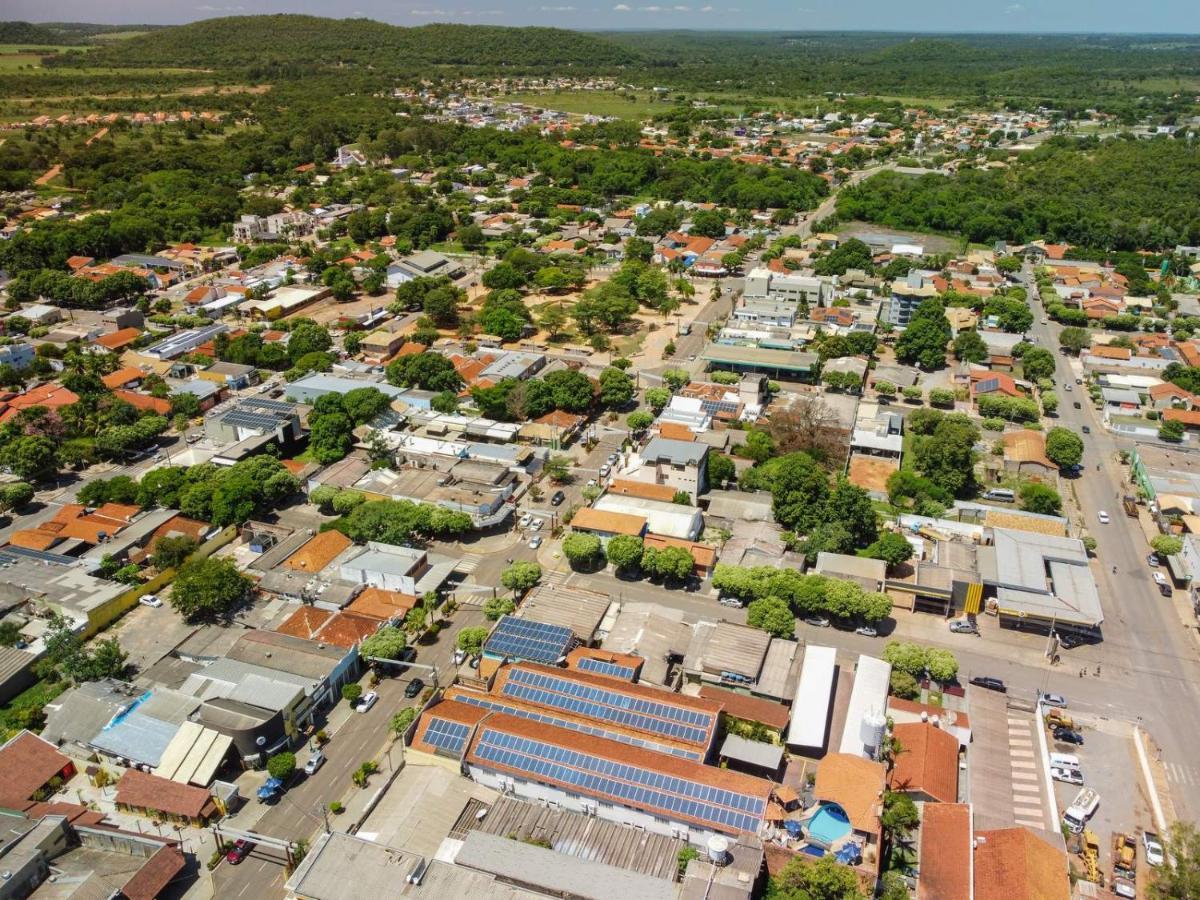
[576, 657, 638, 681]
[699, 398, 741, 418]
[501, 667, 714, 746]
[422, 717, 470, 755]
[484, 617, 575, 665]
[473, 728, 765, 834]
[449, 691, 701, 760]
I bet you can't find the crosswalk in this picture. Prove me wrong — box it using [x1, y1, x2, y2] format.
[1008, 716, 1048, 830]
[454, 554, 480, 574]
[1165, 761, 1200, 787]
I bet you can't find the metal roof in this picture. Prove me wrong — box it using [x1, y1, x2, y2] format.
[788, 645, 837, 749]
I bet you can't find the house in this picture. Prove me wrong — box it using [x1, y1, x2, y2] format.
[917, 803, 973, 900]
[973, 826, 1070, 900]
[969, 370, 1025, 401]
[887, 722, 959, 803]
[0, 382, 79, 424]
[811, 753, 886, 873]
[0, 731, 77, 810]
[115, 769, 218, 826]
[390, 250, 465, 284]
[92, 326, 143, 352]
[628, 436, 709, 498]
[641, 533, 716, 578]
[1001, 430, 1058, 479]
[570, 507, 647, 543]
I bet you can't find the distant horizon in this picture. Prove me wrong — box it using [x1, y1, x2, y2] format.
[7, 0, 1200, 35]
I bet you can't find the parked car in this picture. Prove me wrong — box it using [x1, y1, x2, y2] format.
[1073, 401, 1082, 409]
[1112, 878, 1136, 899]
[586, 479, 597, 488]
[969, 676, 1007, 693]
[256, 777, 285, 803]
[529, 535, 543, 549]
[1058, 632, 1085, 649]
[1050, 766, 1085, 785]
[718, 595, 743, 608]
[803, 616, 831, 628]
[529, 518, 544, 531]
[1053, 726, 1085, 745]
[1065, 383, 1072, 392]
[599, 464, 611, 477]
[303, 750, 326, 776]
[1144, 831, 1165, 866]
[226, 839, 255, 864]
[139, 594, 162, 608]
[357, 690, 379, 713]
[1082, 425, 1091, 434]
[607, 453, 619, 465]
[550, 491, 566, 506]
[1148, 553, 1162, 567]
[1041, 692, 1068, 708]
[1097, 510, 1110, 524]
[405, 678, 425, 699]
[519, 513, 533, 528]
[948, 619, 978, 634]
[854, 625, 878, 637]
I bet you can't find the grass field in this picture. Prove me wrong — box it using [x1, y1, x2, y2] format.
[504, 90, 678, 119]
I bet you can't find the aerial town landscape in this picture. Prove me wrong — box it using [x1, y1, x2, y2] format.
[0, 10, 1199, 900]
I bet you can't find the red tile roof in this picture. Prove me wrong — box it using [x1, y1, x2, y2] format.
[93, 327, 142, 350]
[0, 382, 80, 423]
[121, 845, 187, 900]
[1165, 408, 1200, 427]
[918, 803, 972, 900]
[114, 389, 171, 415]
[698, 685, 791, 731]
[347, 587, 418, 620]
[0, 731, 74, 808]
[813, 753, 886, 834]
[888, 722, 960, 803]
[116, 769, 216, 820]
[283, 530, 352, 572]
[102, 367, 144, 389]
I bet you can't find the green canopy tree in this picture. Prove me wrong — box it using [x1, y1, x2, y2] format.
[768, 854, 866, 900]
[500, 561, 542, 594]
[746, 596, 795, 639]
[360, 626, 408, 661]
[562, 532, 604, 569]
[1045, 427, 1084, 468]
[457, 627, 490, 657]
[606, 534, 645, 571]
[170, 557, 254, 623]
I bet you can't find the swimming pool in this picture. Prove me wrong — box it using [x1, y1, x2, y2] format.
[806, 803, 852, 846]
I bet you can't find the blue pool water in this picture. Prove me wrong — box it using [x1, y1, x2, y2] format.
[807, 804, 852, 845]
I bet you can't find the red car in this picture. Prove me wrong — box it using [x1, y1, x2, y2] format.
[226, 839, 255, 865]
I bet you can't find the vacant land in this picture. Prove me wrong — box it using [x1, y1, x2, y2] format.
[504, 90, 676, 120]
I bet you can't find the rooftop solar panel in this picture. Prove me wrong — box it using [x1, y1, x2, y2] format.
[484, 617, 575, 665]
[472, 727, 765, 835]
[576, 657, 637, 680]
[450, 691, 700, 760]
[423, 717, 470, 755]
[501, 668, 714, 746]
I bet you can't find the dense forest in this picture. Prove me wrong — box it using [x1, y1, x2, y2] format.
[59, 16, 637, 71]
[834, 136, 1200, 251]
[0, 20, 163, 44]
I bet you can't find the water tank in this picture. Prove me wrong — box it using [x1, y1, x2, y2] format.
[920, 710, 929, 723]
[860, 711, 887, 753]
[706, 835, 730, 866]
[931, 715, 941, 728]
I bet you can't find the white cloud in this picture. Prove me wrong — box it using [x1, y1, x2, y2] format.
[409, 7, 449, 14]
[540, 4, 577, 8]
[672, 4, 690, 9]
[613, 3, 632, 9]
[638, 4, 664, 9]
[699, 4, 713, 9]
[1005, 2, 1025, 11]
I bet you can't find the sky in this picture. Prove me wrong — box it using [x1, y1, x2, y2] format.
[9, 0, 1200, 33]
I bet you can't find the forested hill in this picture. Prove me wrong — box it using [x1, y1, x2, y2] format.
[0, 21, 72, 44]
[67, 15, 638, 71]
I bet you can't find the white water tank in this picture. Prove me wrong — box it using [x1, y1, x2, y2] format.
[707, 835, 730, 866]
[860, 711, 887, 755]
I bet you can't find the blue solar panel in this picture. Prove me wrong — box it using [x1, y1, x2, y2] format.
[484, 617, 575, 664]
[576, 657, 637, 680]
[423, 718, 470, 754]
[501, 668, 714, 745]
[449, 691, 701, 760]
[473, 728, 765, 834]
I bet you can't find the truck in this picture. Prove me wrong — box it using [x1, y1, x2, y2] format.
[1062, 787, 1100, 834]
[1122, 495, 1139, 518]
[1112, 832, 1137, 881]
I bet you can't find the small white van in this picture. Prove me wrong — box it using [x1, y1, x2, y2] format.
[1050, 752, 1081, 769]
[984, 488, 1016, 503]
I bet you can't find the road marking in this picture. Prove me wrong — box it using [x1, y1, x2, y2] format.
[1014, 817, 1046, 829]
[1008, 718, 1028, 726]
[1011, 749, 1035, 759]
[1009, 737, 1034, 747]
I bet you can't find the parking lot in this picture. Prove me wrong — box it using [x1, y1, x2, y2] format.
[1046, 708, 1148, 873]
[107, 589, 197, 675]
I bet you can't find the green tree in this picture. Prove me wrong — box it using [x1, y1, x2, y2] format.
[342, 683, 363, 704]
[708, 453, 736, 488]
[952, 328, 989, 363]
[598, 367, 634, 408]
[456, 626, 490, 657]
[889, 670, 919, 700]
[1152, 535, 1184, 557]
[0, 435, 58, 481]
[0, 482, 35, 512]
[882, 641, 928, 678]
[606, 534, 645, 572]
[895, 298, 951, 370]
[627, 410, 654, 433]
[483, 596, 516, 621]
[150, 535, 197, 570]
[1151, 822, 1200, 899]
[543, 455, 573, 483]
[501, 561, 543, 594]
[360, 626, 408, 661]
[747, 596, 796, 638]
[645, 545, 694, 581]
[861, 532, 914, 568]
[563, 532, 604, 569]
[267, 752, 296, 781]
[1058, 326, 1090, 355]
[1044, 427, 1084, 468]
[390, 708, 418, 736]
[1021, 347, 1056, 382]
[645, 387, 671, 411]
[170, 557, 254, 623]
[912, 414, 980, 498]
[1160, 419, 1185, 443]
[768, 853, 866, 900]
[881, 791, 920, 844]
[1019, 482, 1062, 516]
[925, 648, 959, 682]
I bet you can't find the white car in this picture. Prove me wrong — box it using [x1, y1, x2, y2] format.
[1144, 831, 1165, 867]
[1041, 692, 1068, 708]
[529, 535, 543, 549]
[599, 464, 611, 477]
[357, 691, 379, 714]
[519, 513, 533, 528]
[1050, 766, 1085, 785]
[1097, 511, 1110, 525]
[529, 518, 544, 531]
[303, 750, 326, 775]
[139, 594, 162, 608]
[1153, 571, 1169, 588]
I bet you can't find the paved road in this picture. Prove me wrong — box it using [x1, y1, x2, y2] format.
[1023, 265, 1200, 822]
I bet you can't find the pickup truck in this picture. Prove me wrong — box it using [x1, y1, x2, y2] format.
[1062, 787, 1100, 833]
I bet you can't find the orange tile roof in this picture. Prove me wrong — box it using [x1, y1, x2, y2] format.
[7, 530, 63, 551]
[919, 804, 972, 900]
[698, 685, 791, 730]
[1164, 408, 1200, 427]
[116, 769, 216, 821]
[606, 479, 678, 503]
[571, 507, 647, 536]
[657, 422, 695, 441]
[93, 327, 142, 350]
[642, 533, 715, 569]
[0, 382, 80, 423]
[1177, 342, 1200, 368]
[275, 606, 333, 640]
[973, 827, 1069, 900]
[102, 367, 144, 389]
[312, 611, 381, 649]
[1089, 345, 1131, 360]
[813, 752, 886, 834]
[348, 586, 419, 620]
[533, 409, 585, 429]
[114, 390, 171, 415]
[283, 530, 352, 572]
[889, 722, 960, 803]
